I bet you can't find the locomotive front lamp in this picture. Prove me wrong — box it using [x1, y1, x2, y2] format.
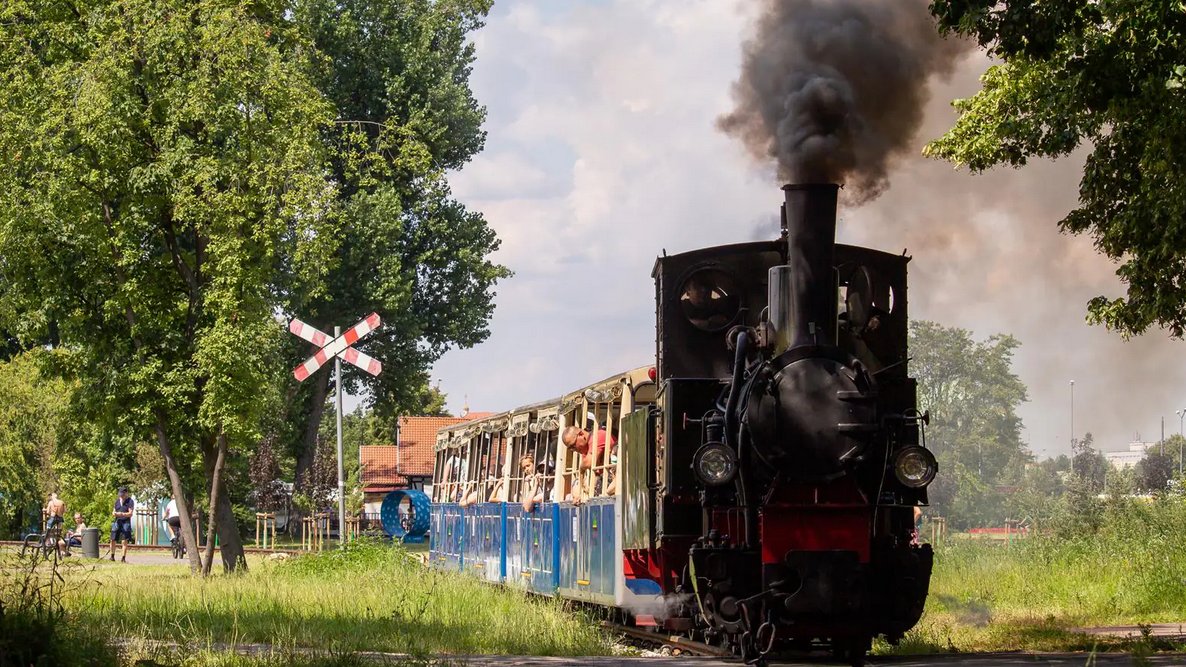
[893, 446, 938, 488]
[693, 443, 738, 487]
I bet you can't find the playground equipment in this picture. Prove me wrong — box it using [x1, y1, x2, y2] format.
[380, 490, 430, 544]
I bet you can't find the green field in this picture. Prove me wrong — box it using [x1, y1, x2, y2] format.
[1, 541, 612, 667]
[7, 514, 1186, 666]
[882, 532, 1186, 655]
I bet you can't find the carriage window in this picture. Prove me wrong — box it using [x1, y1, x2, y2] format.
[432, 450, 444, 502]
[679, 268, 741, 332]
[562, 409, 582, 502]
[563, 398, 621, 501]
[485, 431, 506, 502]
[471, 432, 492, 504]
[589, 401, 620, 498]
[511, 429, 536, 503]
[537, 428, 558, 502]
[438, 441, 464, 503]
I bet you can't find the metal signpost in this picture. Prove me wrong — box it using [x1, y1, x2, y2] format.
[289, 313, 383, 545]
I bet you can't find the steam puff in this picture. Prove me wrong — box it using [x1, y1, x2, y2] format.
[719, 0, 971, 203]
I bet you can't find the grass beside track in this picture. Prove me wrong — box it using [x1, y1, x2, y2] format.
[11, 501, 1186, 665]
[2, 540, 612, 667]
[880, 534, 1186, 655]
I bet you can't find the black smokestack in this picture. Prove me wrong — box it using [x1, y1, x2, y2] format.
[783, 183, 839, 347]
[719, 0, 970, 203]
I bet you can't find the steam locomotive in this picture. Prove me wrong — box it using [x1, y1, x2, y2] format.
[429, 183, 934, 665]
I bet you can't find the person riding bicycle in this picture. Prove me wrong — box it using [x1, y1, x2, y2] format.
[164, 497, 181, 541]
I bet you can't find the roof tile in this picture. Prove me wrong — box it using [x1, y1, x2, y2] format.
[360, 414, 483, 486]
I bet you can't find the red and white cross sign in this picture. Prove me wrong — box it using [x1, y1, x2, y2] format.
[289, 313, 382, 381]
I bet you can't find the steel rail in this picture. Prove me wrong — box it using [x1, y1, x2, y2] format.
[603, 621, 734, 658]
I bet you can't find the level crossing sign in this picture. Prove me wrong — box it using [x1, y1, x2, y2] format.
[289, 313, 383, 381]
[287, 312, 383, 545]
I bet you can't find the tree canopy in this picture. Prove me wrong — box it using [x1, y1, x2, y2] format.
[280, 0, 507, 500]
[926, 1, 1186, 337]
[0, 0, 506, 572]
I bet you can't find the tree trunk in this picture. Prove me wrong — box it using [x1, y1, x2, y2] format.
[213, 473, 246, 572]
[154, 411, 202, 573]
[292, 369, 330, 536]
[199, 430, 246, 575]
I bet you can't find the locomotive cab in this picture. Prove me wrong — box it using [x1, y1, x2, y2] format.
[650, 184, 935, 662]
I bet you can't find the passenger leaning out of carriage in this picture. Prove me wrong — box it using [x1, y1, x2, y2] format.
[484, 474, 506, 503]
[563, 425, 617, 501]
[519, 455, 553, 512]
[460, 476, 495, 507]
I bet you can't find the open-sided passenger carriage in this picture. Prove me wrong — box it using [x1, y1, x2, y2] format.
[430, 366, 663, 610]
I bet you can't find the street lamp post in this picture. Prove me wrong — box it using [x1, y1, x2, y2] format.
[1177, 409, 1185, 476]
[1070, 380, 1075, 450]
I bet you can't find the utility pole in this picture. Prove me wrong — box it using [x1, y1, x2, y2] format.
[1178, 409, 1185, 476]
[1070, 380, 1075, 451]
[334, 325, 345, 545]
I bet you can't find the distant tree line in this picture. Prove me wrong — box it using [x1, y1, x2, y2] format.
[910, 321, 1185, 531]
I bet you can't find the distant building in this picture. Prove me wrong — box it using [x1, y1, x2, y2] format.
[1104, 441, 1160, 470]
[360, 411, 495, 514]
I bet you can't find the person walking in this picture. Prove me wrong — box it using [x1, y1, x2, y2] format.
[105, 486, 135, 563]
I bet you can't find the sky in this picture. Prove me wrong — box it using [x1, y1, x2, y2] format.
[428, 0, 1186, 460]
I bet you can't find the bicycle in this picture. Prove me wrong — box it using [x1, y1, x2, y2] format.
[170, 533, 186, 559]
[20, 523, 63, 559]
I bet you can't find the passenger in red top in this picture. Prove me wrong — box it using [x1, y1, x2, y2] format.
[562, 425, 616, 472]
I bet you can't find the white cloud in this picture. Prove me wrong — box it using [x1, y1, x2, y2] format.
[435, 0, 1186, 460]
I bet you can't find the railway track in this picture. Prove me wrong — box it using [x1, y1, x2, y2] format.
[604, 621, 735, 658]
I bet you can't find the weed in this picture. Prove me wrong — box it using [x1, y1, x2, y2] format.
[0, 548, 118, 667]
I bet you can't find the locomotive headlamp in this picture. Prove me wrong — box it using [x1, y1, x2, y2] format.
[893, 446, 938, 488]
[693, 443, 738, 487]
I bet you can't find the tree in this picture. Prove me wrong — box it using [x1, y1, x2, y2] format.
[0, 353, 71, 538]
[1136, 449, 1177, 493]
[909, 321, 1031, 527]
[282, 0, 507, 501]
[926, 1, 1186, 336]
[0, 0, 339, 573]
[249, 433, 285, 513]
[1071, 433, 1108, 494]
[1007, 454, 1071, 527]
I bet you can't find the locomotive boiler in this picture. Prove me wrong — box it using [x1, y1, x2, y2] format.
[428, 183, 935, 666]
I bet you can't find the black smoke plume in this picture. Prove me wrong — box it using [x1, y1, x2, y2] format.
[719, 0, 971, 203]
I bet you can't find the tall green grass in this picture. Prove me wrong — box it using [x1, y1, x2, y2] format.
[64, 540, 611, 658]
[882, 494, 1186, 654]
[0, 551, 119, 667]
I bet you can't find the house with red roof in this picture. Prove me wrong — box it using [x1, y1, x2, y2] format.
[360, 410, 494, 514]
